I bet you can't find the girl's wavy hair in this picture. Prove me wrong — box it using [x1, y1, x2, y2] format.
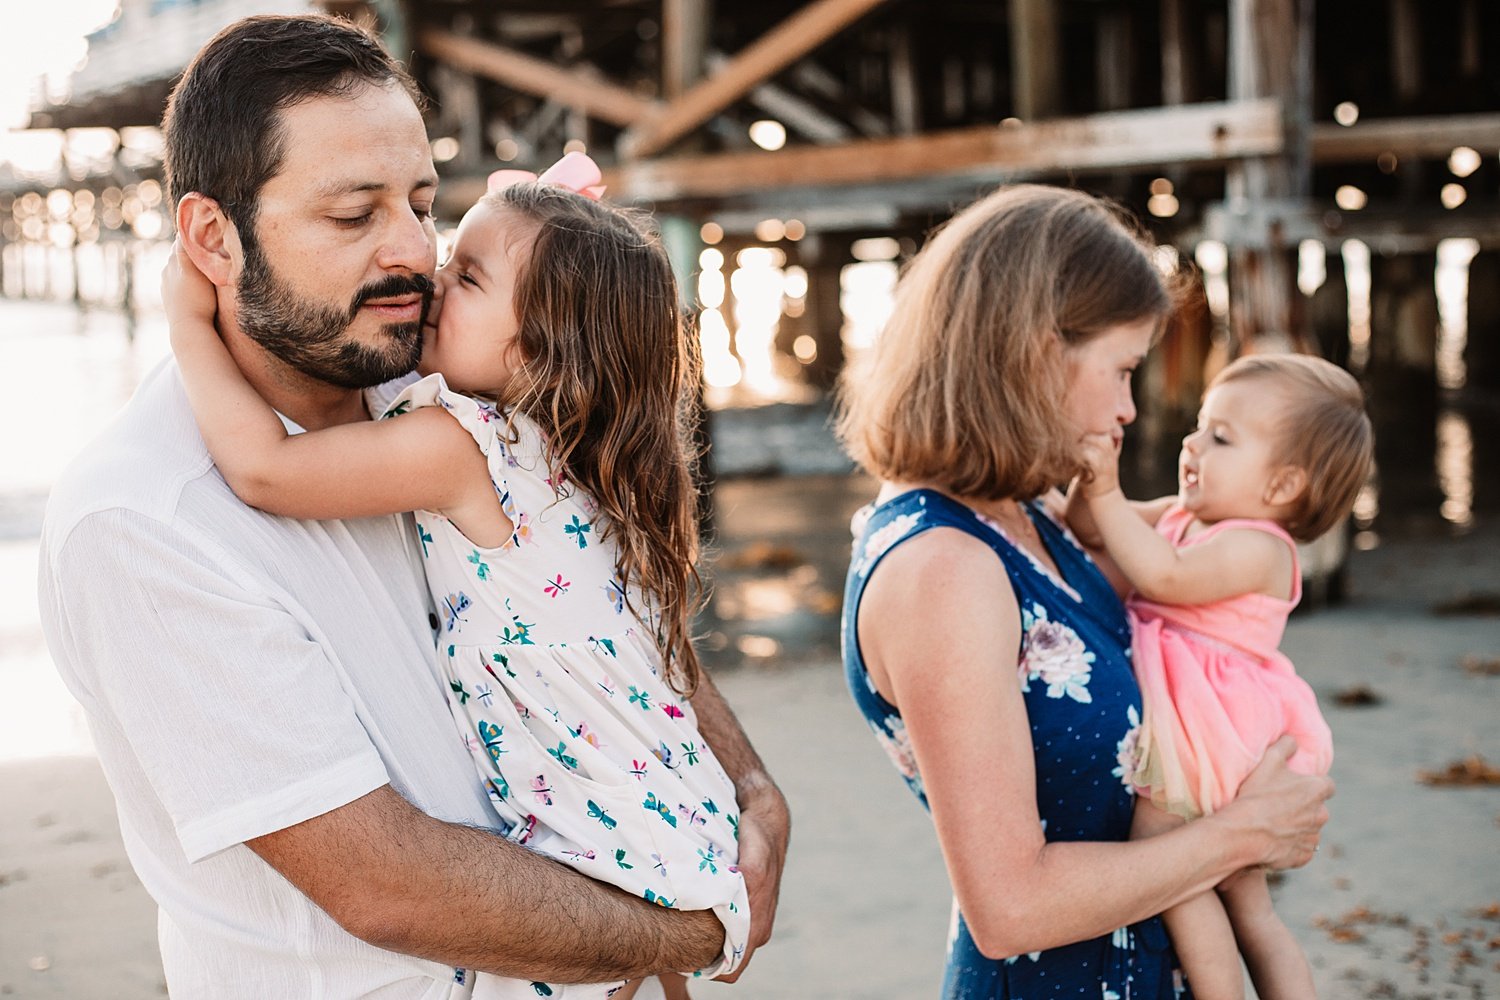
[484, 182, 706, 695]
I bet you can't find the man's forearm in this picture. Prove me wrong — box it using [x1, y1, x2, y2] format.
[691, 671, 782, 805]
[252, 786, 723, 983]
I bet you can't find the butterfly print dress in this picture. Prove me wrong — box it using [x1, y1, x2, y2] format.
[384, 374, 748, 998]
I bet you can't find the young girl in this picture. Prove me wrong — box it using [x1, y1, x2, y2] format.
[1069, 353, 1373, 1000]
[165, 154, 748, 1000]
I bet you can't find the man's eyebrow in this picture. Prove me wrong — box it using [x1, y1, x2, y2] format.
[313, 175, 440, 199]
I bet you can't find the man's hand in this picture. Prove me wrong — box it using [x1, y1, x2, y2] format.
[715, 783, 790, 983]
[162, 238, 220, 338]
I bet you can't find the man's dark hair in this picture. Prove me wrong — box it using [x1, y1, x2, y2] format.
[162, 13, 422, 242]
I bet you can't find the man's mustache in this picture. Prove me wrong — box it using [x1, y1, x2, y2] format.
[349, 273, 435, 318]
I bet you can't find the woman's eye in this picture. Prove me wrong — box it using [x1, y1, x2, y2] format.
[412, 204, 435, 221]
[332, 213, 372, 229]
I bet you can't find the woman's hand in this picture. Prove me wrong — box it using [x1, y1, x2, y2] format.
[162, 239, 219, 342]
[1217, 736, 1334, 871]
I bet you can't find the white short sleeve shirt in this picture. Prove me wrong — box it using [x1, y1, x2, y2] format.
[38, 362, 503, 999]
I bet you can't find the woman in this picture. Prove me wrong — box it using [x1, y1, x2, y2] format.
[836, 185, 1332, 998]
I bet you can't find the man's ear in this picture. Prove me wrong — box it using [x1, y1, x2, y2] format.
[175, 193, 240, 287]
[1265, 465, 1309, 509]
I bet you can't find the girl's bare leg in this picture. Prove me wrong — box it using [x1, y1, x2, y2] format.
[1219, 869, 1315, 1000]
[1132, 799, 1244, 1000]
[656, 974, 692, 999]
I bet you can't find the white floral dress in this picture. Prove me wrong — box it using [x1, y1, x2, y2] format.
[384, 374, 748, 999]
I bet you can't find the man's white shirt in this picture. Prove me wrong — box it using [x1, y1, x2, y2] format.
[38, 360, 497, 999]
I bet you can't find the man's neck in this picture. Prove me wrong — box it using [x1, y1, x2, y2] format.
[216, 305, 370, 431]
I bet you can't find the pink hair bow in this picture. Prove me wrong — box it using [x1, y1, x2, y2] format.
[487, 151, 606, 200]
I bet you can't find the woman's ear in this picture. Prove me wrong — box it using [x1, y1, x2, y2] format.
[174, 194, 240, 287]
[1265, 465, 1309, 509]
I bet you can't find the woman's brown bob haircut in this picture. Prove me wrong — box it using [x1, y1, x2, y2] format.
[481, 183, 707, 696]
[838, 184, 1175, 501]
[1210, 354, 1373, 542]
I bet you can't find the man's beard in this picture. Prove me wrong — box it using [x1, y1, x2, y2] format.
[236, 238, 434, 390]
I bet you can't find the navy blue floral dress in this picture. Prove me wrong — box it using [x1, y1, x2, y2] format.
[842, 490, 1189, 999]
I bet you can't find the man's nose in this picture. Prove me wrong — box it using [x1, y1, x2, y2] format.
[377, 207, 437, 275]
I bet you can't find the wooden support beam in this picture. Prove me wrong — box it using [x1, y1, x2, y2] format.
[663, 0, 710, 99]
[705, 52, 852, 143]
[1009, 0, 1062, 120]
[1225, 0, 1304, 352]
[1160, 0, 1192, 106]
[416, 29, 656, 128]
[610, 100, 1282, 202]
[620, 0, 892, 159]
[1311, 113, 1500, 162]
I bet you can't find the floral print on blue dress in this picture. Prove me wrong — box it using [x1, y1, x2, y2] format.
[842, 489, 1193, 999]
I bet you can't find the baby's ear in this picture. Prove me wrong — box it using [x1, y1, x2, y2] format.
[175, 194, 239, 286]
[1265, 465, 1309, 508]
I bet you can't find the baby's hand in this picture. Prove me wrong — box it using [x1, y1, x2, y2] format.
[1078, 432, 1123, 499]
[161, 240, 219, 338]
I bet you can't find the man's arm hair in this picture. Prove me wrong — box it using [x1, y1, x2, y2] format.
[250, 785, 724, 982]
[688, 671, 790, 982]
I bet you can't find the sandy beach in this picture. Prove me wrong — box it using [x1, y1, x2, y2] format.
[1, 300, 1496, 998]
[4, 490, 1497, 999]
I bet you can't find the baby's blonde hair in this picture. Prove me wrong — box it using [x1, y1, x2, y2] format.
[1210, 354, 1373, 541]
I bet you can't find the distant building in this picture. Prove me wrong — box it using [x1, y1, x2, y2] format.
[28, 0, 310, 131]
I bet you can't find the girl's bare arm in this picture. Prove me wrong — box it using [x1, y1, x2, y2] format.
[164, 244, 501, 532]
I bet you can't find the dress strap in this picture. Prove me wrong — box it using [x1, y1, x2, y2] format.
[1177, 511, 1302, 604]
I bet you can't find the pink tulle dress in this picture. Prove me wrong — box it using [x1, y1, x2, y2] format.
[1127, 504, 1333, 819]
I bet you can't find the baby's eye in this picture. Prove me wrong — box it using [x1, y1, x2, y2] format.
[460, 272, 480, 287]
[1212, 431, 1229, 445]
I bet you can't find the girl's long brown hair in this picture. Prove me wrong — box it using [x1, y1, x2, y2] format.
[485, 183, 706, 695]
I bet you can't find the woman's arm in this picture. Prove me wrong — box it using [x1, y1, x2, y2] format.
[858, 530, 1329, 960]
[163, 244, 495, 527]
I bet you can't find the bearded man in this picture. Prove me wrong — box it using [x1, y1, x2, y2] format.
[38, 15, 787, 997]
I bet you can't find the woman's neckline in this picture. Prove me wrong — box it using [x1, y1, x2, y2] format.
[876, 484, 1077, 600]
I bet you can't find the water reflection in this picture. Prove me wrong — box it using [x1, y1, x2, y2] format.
[1436, 410, 1474, 530]
[1435, 238, 1480, 390]
[1342, 239, 1372, 373]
